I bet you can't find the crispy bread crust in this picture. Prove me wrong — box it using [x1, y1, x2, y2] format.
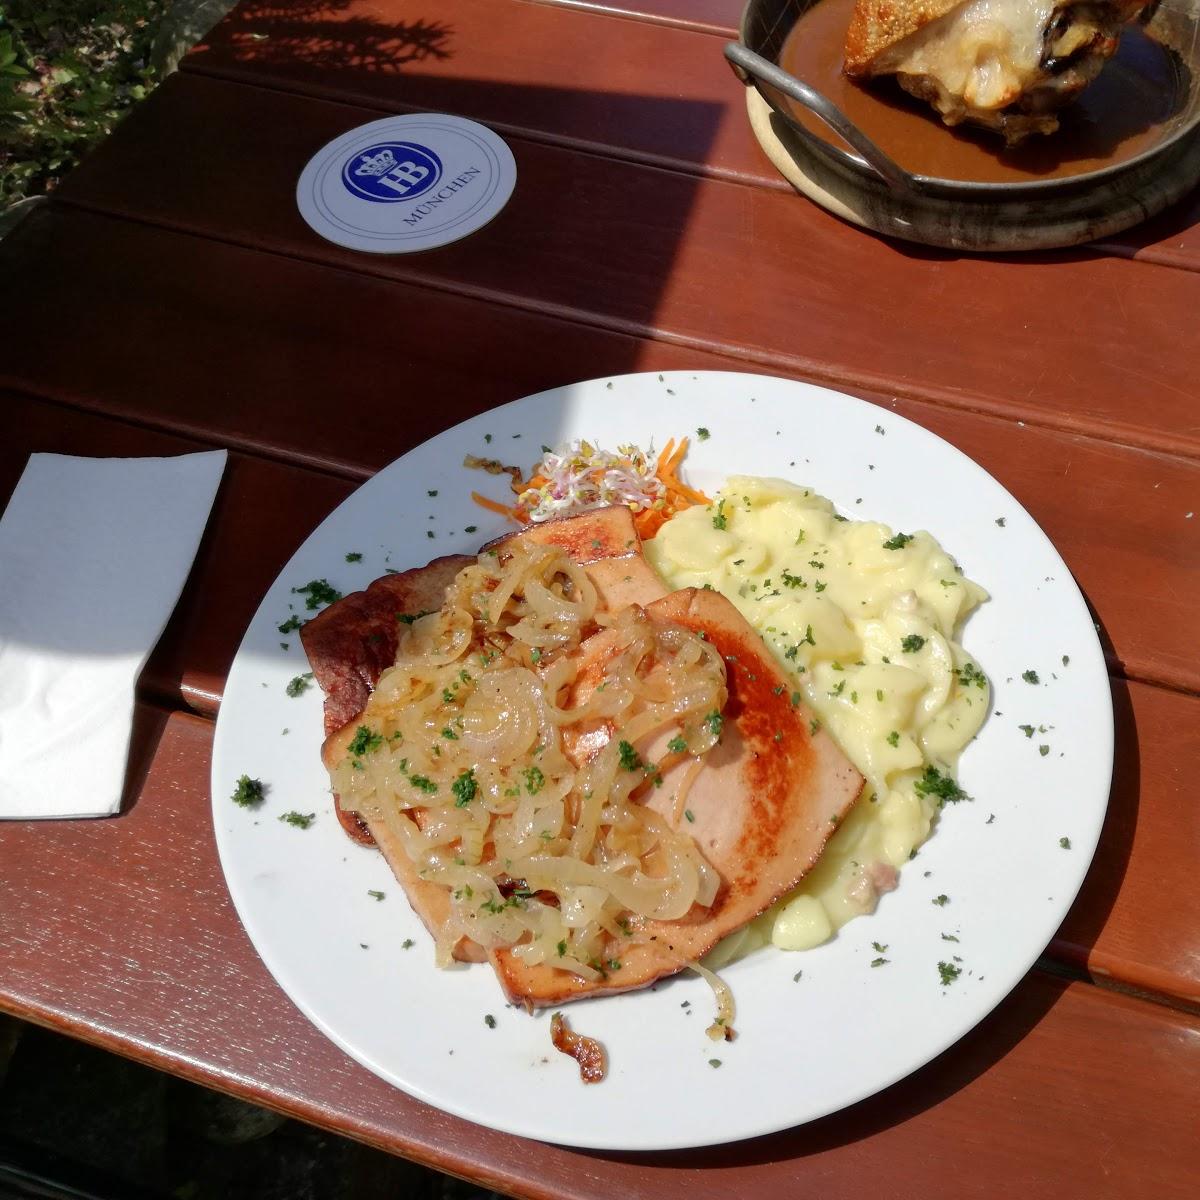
[843, 0, 963, 75]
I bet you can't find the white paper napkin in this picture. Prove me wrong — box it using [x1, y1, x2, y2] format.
[0, 451, 227, 819]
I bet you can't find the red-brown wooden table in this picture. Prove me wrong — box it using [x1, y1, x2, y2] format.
[2, 1, 1198, 1195]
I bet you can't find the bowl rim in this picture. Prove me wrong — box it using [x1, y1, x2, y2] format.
[739, 0, 1200, 196]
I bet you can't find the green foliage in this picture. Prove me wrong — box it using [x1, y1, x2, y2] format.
[0, 1, 167, 207]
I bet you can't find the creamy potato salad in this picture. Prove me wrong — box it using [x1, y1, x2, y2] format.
[645, 476, 989, 954]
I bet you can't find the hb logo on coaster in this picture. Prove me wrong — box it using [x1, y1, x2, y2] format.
[341, 142, 443, 203]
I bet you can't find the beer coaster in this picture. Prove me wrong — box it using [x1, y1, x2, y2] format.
[297, 114, 516, 254]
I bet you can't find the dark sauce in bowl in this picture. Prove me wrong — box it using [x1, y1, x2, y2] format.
[777, 0, 1185, 184]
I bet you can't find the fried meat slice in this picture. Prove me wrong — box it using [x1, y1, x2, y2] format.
[489, 588, 863, 1006]
[303, 507, 668, 953]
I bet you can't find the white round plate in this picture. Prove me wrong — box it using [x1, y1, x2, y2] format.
[211, 371, 1112, 1150]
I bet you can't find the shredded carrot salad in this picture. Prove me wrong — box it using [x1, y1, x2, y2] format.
[470, 438, 707, 539]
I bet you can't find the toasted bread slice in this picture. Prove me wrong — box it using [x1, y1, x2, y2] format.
[844, 0, 961, 75]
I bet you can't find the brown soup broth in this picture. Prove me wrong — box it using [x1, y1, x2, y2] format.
[777, 0, 1180, 183]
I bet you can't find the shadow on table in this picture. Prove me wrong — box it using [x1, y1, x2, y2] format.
[190, 0, 455, 76]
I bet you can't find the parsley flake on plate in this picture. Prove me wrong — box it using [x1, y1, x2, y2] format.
[278, 811, 315, 829]
[291, 579, 342, 610]
[230, 775, 265, 809]
[286, 673, 314, 698]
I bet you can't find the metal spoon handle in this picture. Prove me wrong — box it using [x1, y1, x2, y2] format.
[724, 42, 916, 194]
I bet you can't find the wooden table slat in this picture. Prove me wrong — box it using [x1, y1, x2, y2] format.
[2, 209, 1198, 699]
[183, 0, 1200, 268]
[54, 71, 1200, 465]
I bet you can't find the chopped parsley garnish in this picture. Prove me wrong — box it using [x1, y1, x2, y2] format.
[941, 933, 959, 942]
[913, 765, 969, 805]
[523, 765, 545, 794]
[886, 730, 900, 747]
[428, 489, 438, 497]
[367, 889, 385, 901]
[780, 568, 805, 589]
[557, 940, 567, 957]
[708, 1058, 722, 1069]
[696, 427, 711, 441]
[279, 811, 315, 829]
[277, 615, 304, 634]
[397, 609, 435, 625]
[345, 552, 363, 563]
[791, 691, 802, 707]
[704, 711, 724, 738]
[1039, 744, 1050, 757]
[870, 957, 889, 968]
[1059, 836, 1071, 849]
[938, 961, 962, 986]
[882, 532, 913, 551]
[441, 726, 459, 740]
[932, 894, 949, 906]
[872, 941, 888, 953]
[618, 740, 643, 771]
[451, 769, 477, 807]
[1062, 655, 1070, 667]
[286, 673, 314, 697]
[402, 938, 415, 949]
[409, 774, 438, 795]
[1022, 669, 1040, 684]
[809, 718, 820, 736]
[348, 725, 382, 757]
[712, 499, 728, 530]
[956, 662, 987, 689]
[1019, 724, 1036, 738]
[830, 680, 845, 697]
[900, 634, 926, 653]
[484, 1014, 497, 1029]
[667, 736, 688, 754]
[530, 647, 542, 665]
[230, 775, 265, 808]
[995, 517, 1006, 527]
[801, 624, 816, 646]
[291, 579, 342, 610]
[684, 809, 695, 823]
